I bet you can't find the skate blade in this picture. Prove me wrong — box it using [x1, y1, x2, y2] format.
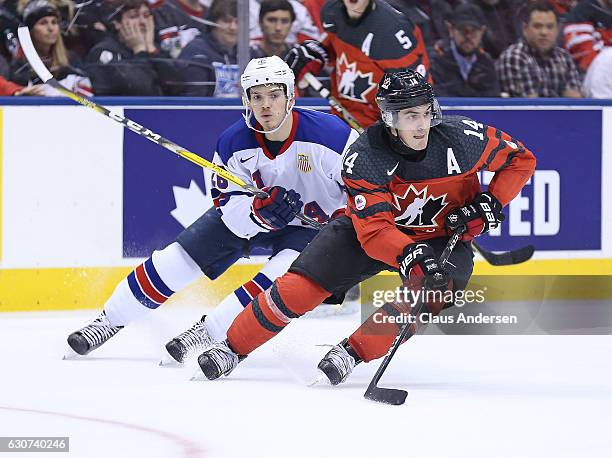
[62, 344, 85, 360]
[158, 355, 183, 367]
[307, 370, 331, 387]
[189, 368, 208, 382]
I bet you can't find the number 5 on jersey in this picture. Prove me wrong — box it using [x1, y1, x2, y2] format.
[344, 151, 359, 174]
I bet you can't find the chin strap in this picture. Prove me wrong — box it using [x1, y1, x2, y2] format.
[243, 99, 294, 134]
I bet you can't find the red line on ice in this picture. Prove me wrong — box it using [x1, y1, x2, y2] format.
[0, 405, 204, 457]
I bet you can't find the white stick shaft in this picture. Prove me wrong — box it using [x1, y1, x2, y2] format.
[17, 27, 53, 82]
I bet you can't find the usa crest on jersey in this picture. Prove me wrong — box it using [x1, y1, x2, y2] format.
[297, 153, 312, 173]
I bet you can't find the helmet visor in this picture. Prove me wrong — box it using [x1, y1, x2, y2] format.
[381, 100, 442, 130]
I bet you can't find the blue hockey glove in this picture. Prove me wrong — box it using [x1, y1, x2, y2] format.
[251, 186, 303, 231]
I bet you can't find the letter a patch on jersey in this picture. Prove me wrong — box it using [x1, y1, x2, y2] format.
[447, 148, 462, 175]
[297, 153, 312, 173]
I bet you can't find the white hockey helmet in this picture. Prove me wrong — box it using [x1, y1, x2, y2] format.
[241, 56, 295, 134]
[241, 55, 295, 100]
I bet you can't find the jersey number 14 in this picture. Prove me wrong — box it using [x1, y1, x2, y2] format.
[462, 119, 484, 140]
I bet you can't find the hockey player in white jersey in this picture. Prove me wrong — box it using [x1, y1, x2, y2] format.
[67, 56, 359, 361]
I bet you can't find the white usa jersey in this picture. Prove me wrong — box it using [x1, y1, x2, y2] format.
[211, 108, 359, 238]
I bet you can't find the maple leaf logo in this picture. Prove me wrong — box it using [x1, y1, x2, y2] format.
[335, 53, 376, 103]
[171, 170, 213, 228]
[392, 185, 448, 229]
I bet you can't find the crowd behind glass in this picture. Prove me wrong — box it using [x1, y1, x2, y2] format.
[0, 0, 610, 98]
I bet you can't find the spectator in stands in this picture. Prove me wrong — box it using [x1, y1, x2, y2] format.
[0, 75, 45, 95]
[430, 3, 500, 97]
[85, 0, 168, 95]
[582, 47, 612, 97]
[250, 0, 295, 58]
[11, 0, 93, 97]
[177, 0, 238, 97]
[15, 0, 79, 49]
[153, 0, 209, 58]
[468, 0, 518, 59]
[67, 0, 106, 51]
[496, 1, 582, 97]
[1, 4, 22, 63]
[249, 0, 321, 46]
[563, 0, 611, 73]
[15, 0, 77, 38]
[516, 0, 577, 23]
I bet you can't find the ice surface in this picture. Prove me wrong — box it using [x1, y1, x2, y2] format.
[1, 307, 611, 458]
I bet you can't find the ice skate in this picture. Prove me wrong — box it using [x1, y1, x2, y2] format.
[66, 311, 123, 356]
[316, 339, 362, 386]
[162, 315, 213, 366]
[196, 341, 243, 380]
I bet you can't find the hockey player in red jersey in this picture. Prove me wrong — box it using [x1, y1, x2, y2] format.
[196, 69, 536, 384]
[285, 0, 430, 129]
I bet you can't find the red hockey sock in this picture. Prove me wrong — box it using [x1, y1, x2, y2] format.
[347, 301, 417, 362]
[348, 282, 452, 362]
[228, 272, 330, 355]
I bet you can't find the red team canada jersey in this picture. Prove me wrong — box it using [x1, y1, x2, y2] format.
[320, 0, 430, 128]
[341, 117, 537, 268]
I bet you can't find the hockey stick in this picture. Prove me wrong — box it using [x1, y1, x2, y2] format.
[17, 26, 324, 230]
[472, 241, 534, 266]
[302, 72, 365, 133]
[164, 2, 222, 28]
[303, 73, 535, 265]
[363, 229, 463, 405]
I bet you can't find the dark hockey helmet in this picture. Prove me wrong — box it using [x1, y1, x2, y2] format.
[375, 69, 442, 129]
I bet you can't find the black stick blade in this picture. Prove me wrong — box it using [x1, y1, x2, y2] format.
[364, 387, 408, 406]
[507, 244, 535, 265]
[474, 243, 535, 266]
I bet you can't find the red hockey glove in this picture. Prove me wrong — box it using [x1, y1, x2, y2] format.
[397, 242, 449, 291]
[285, 40, 328, 81]
[251, 186, 303, 231]
[445, 192, 504, 241]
